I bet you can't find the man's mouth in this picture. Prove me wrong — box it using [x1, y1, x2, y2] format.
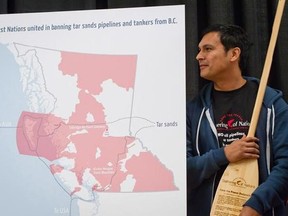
[199, 64, 208, 70]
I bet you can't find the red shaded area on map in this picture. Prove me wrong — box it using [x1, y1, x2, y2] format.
[58, 52, 137, 95]
[16, 52, 177, 193]
[16, 111, 177, 192]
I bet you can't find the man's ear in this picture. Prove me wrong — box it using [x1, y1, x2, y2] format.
[229, 47, 241, 62]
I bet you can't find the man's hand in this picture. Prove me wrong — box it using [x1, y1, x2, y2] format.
[224, 135, 259, 163]
[240, 206, 261, 216]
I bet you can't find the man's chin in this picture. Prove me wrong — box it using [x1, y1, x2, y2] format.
[200, 71, 208, 79]
[200, 73, 213, 81]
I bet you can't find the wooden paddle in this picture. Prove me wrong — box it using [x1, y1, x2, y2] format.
[210, 0, 286, 215]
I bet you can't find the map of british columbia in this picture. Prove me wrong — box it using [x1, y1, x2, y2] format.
[0, 42, 178, 215]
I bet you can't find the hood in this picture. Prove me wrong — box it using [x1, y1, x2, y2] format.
[245, 76, 283, 108]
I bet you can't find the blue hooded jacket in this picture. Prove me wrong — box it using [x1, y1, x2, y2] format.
[187, 77, 288, 216]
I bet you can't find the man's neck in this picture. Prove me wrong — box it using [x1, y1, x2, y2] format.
[213, 77, 247, 91]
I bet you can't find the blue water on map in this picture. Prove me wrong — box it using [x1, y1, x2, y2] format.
[0, 44, 70, 216]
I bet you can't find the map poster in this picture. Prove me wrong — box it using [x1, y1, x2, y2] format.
[0, 5, 186, 216]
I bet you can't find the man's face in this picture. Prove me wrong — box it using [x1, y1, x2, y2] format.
[196, 32, 231, 82]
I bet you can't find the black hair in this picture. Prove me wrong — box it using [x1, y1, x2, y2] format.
[202, 24, 252, 72]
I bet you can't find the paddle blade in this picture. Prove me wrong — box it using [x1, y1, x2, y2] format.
[210, 159, 258, 216]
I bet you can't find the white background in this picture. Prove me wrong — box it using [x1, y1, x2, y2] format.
[0, 5, 186, 216]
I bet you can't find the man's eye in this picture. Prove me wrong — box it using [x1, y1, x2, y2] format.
[198, 47, 213, 52]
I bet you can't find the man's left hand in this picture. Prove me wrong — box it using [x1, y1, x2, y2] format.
[240, 206, 261, 216]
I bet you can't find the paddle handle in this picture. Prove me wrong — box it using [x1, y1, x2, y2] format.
[248, 0, 286, 137]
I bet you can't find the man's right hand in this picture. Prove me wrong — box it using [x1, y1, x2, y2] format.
[224, 135, 260, 163]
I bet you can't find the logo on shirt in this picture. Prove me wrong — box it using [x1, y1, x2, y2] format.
[215, 113, 250, 146]
[216, 113, 249, 130]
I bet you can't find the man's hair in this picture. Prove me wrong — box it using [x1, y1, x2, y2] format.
[202, 24, 252, 72]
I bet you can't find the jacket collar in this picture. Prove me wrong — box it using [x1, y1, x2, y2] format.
[199, 76, 282, 109]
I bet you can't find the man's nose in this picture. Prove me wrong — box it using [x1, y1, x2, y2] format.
[196, 51, 203, 61]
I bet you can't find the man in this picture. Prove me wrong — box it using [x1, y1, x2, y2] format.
[186, 24, 288, 216]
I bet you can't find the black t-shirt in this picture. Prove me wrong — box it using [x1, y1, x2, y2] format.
[213, 80, 258, 147]
[212, 80, 258, 195]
